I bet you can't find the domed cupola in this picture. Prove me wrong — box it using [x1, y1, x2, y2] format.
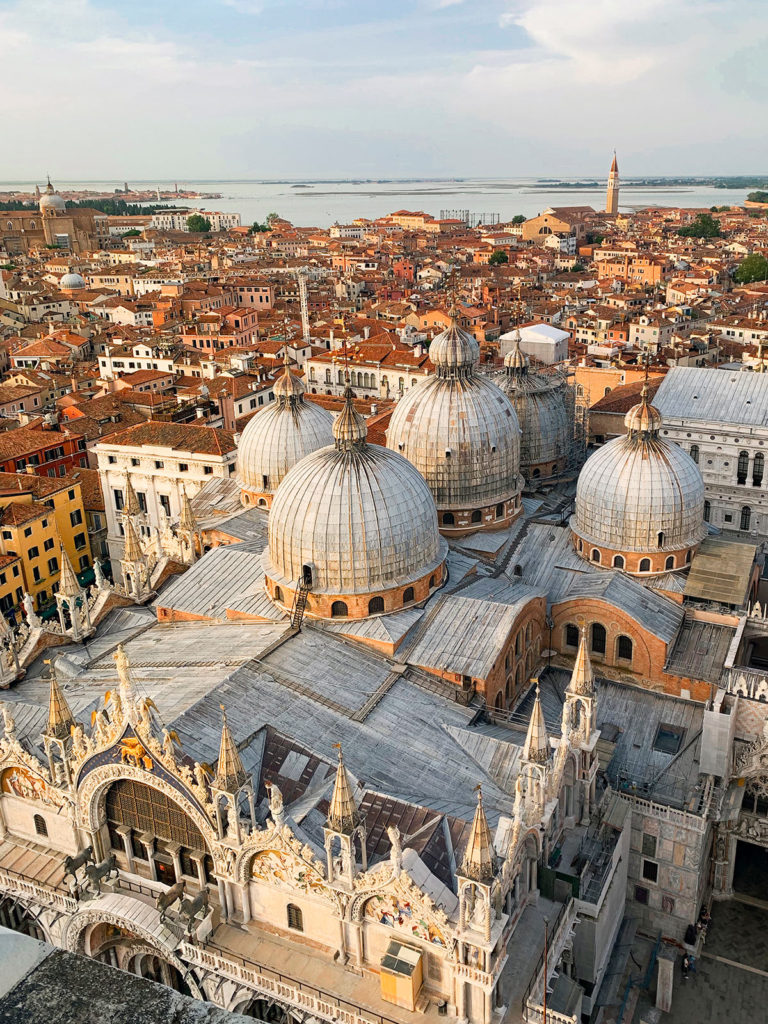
[386, 308, 523, 536]
[499, 331, 572, 482]
[571, 383, 707, 575]
[39, 178, 66, 216]
[264, 385, 447, 620]
[236, 351, 334, 508]
[60, 272, 86, 292]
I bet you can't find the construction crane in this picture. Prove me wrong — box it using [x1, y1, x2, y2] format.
[295, 268, 310, 344]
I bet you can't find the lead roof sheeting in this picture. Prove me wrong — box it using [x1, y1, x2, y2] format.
[154, 546, 265, 618]
[683, 537, 757, 605]
[654, 365, 768, 427]
[560, 571, 685, 643]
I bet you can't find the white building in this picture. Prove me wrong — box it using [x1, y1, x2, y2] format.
[499, 324, 570, 364]
[150, 210, 241, 232]
[654, 366, 768, 539]
[95, 421, 238, 562]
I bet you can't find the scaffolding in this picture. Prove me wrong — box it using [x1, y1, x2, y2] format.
[439, 210, 501, 228]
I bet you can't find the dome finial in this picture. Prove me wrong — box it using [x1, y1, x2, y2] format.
[334, 379, 367, 449]
[504, 329, 529, 375]
[624, 362, 662, 438]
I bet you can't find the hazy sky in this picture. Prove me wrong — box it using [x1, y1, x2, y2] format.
[2, 0, 767, 179]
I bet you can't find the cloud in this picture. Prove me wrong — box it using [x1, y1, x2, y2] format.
[220, 0, 264, 14]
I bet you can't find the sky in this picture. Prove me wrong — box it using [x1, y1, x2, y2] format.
[1, 0, 767, 179]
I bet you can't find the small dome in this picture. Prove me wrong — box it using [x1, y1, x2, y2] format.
[387, 310, 522, 519]
[573, 394, 706, 560]
[236, 361, 334, 503]
[266, 392, 445, 607]
[39, 180, 65, 215]
[428, 313, 480, 373]
[60, 272, 85, 291]
[499, 369, 571, 470]
[503, 331, 529, 372]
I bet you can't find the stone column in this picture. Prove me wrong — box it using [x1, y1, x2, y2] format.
[139, 832, 157, 880]
[239, 883, 251, 924]
[190, 852, 207, 890]
[166, 841, 183, 883]
[116, 824, 135, 873]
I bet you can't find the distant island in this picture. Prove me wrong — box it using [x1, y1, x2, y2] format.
[537, 176, 768, 190]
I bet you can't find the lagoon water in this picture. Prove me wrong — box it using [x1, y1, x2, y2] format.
[0, 177, 752, 228]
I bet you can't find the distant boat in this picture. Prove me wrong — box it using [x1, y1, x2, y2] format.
[291, 184, 312, 189]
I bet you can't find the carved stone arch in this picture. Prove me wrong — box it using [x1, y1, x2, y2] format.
[62, 906, 203, 999]
[76, 762, 218, 851]
[0, 889, 55, 943]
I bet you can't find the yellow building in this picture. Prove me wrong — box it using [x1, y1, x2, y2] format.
[0, 554, 23, 618]
[0, 473, 93, 614]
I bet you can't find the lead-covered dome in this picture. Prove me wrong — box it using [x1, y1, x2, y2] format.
[499, 331, 571, 479]
[265, 387, 446, 619]
[386, 310, 523, 534]
[39, 180, 65, 215]
[236, 354, 334, 508]
[60, 272, 86, 291]
[572, 385, 706, 574]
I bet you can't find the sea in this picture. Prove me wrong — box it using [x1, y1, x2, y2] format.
[0, 178, 753, 229]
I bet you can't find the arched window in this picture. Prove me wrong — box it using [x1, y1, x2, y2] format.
[755, 452, 765, 487]
[685, 549, 692, 564]
[302, 564, 313, 587]
[578, 539, 583, 552]
[33, 813, 48, 837]
[496, 502, 504, 519]
[494, 692, 504, 711]
[331, 601, 348, 618]
[591, 623, 606, 655]
[471, 509, 482, 523]
[106, 779, 206, 873]
[738, 450, 749, 485]
[274, 586, 283, 604]
[665, 555, 675, 570]
[657, 531, 665, 547]
[565, 623, 579, 648]
[442, 512, 454, 525]
[703, 500, 711, 522]
[639, 557, 651, 572]
[612, 554, 625, 569]
[690, 444, 699, 464]
[287, 904, 303, 931]
[604, 386, 611, 396]
[525, 623, 531, 646]
[591, 548, 601, 564]
[515, 632, 521, 656]
[368, 596, 384, 614]
[398, 377, 404, 393]
[338, 369, 344, 384]
[402, 586, 415, 605]
[741, 505, 752, 531]
[532, 468, 540, 478]
[429, 574, 436, 588]
[616, 635, 633, 662]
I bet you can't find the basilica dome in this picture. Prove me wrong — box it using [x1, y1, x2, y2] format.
[236, 354, 334, 508]
[571, 385, 706, 575]
[265, 387, 447, 619]
[60, 272, 86, 291]
[386, 310, 523, 535]
[39, 180, 66, 215]
[499, 331, 571, 480]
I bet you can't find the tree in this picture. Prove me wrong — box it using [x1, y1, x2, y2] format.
[747, 191, 768, 204]
[123, 228, 141, 237]
[733, 253, 768, 284]
[250, 221, 269, 233]
[265, 212, 280, 227]
[511, 214, 526, 224]
[489, 250, 508, 266]
[677, 213, 721, 238]
[187, 214, 211, 233]
[570, 262, 585, 272]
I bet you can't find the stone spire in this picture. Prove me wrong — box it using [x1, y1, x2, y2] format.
[567, 628, 595, 698]
[123, 475, 141, 517]
[522, 685, 550, 763]
[460, 785, 496, 883]
[179, 488, 196, 533]
[58, 545, 81, 599]
[334, 384, 367, 451]
[123, 516, 143, 562]
[214, 706, 248, 792]
[327, 743, 360, 833]
[44, 665, 75, 740]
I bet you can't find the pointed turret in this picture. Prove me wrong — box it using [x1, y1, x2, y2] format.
[460, 785, 496, 883]
[567, 628, 595, 698]
[123, 516, 143, 562]
[214, 706, 248, 792]
[610, 151, 618, 173]
[522, 685, 550, 763]
[123, 475, 141, 517]
[44, 666, 75, 740]
[179, 488, 196, 533]
[327, 743, 360, 833]
[58, 544, 81, 599]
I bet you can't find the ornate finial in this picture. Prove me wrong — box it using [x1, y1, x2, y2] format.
[214, 705, 247, 792]
[122, 517, 143, 562]
[567, 626, 595, 699]
[327, 742, 361, 833]
[44, 660, 75, 741]
[58, 544, 81, 599]
[522, 683, 550, 764]
[333, 381, 367, 450]
[460, 782, 496, 882]
[179, 487, 196, 533]
[123, 474, 141, 517]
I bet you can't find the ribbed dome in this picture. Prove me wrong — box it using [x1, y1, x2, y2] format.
[60, 272, 86, 291]
[573, 394, 706, 555]
[498, 344, 571, 469]
[387, 312, 522, 513]
[266, 395, 445, 600]
[236, 361, 333, 501]
[40, 181, 65, 214]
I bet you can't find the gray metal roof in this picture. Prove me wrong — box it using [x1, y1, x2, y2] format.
[560, 572, 684, 643]
[654, 366, 768, 428]
[154, 546, 267, 620]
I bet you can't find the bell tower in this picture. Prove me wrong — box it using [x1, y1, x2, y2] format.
[606, 151, 619, 215]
